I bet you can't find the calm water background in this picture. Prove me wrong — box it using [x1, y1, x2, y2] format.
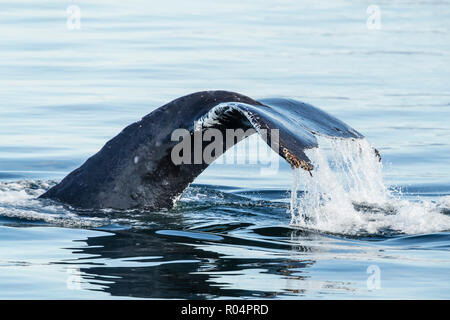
[0, 0, 449, 299]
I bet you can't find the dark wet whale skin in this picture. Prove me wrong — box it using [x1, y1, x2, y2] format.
[39, 91, 363, 210]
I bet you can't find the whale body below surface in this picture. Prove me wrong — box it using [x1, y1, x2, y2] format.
[40, 90, 366, 210]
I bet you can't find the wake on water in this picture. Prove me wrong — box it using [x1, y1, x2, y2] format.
[0, 138, 449, 235]
[289, 137, 450, 235]
[0, 181, 106, 228]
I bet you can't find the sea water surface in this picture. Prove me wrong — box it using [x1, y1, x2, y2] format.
[0, 0, 449, 299]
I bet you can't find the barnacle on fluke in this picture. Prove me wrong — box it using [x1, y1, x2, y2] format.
[283, 147, 314, 176]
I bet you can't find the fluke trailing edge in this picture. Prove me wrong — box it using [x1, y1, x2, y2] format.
[39, 90, 365, 210]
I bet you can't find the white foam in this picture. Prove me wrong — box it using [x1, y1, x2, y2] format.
[289, 138, 450, 235]
[0, 180, 105, 228]
[437, 196, 450, 208]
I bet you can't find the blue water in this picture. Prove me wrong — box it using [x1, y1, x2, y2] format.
[0, 0, 449, 299]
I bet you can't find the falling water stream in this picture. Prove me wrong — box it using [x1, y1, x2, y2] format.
[290, 138, 450, 235]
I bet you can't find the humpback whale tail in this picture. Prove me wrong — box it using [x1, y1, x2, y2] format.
[40, 91, 367, 210]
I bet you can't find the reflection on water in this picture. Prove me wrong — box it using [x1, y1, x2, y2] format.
[52, 227, 332, 299]
[0, 181, 449, 299]
[21, 223, 444, 299]
[0, 187, 450, 300]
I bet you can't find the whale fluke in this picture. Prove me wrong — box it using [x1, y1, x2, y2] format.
[39, 91, 364, 210]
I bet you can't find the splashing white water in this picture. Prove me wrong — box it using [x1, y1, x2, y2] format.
[289, 138, 450, 235]
[0, 180, 106, 228]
